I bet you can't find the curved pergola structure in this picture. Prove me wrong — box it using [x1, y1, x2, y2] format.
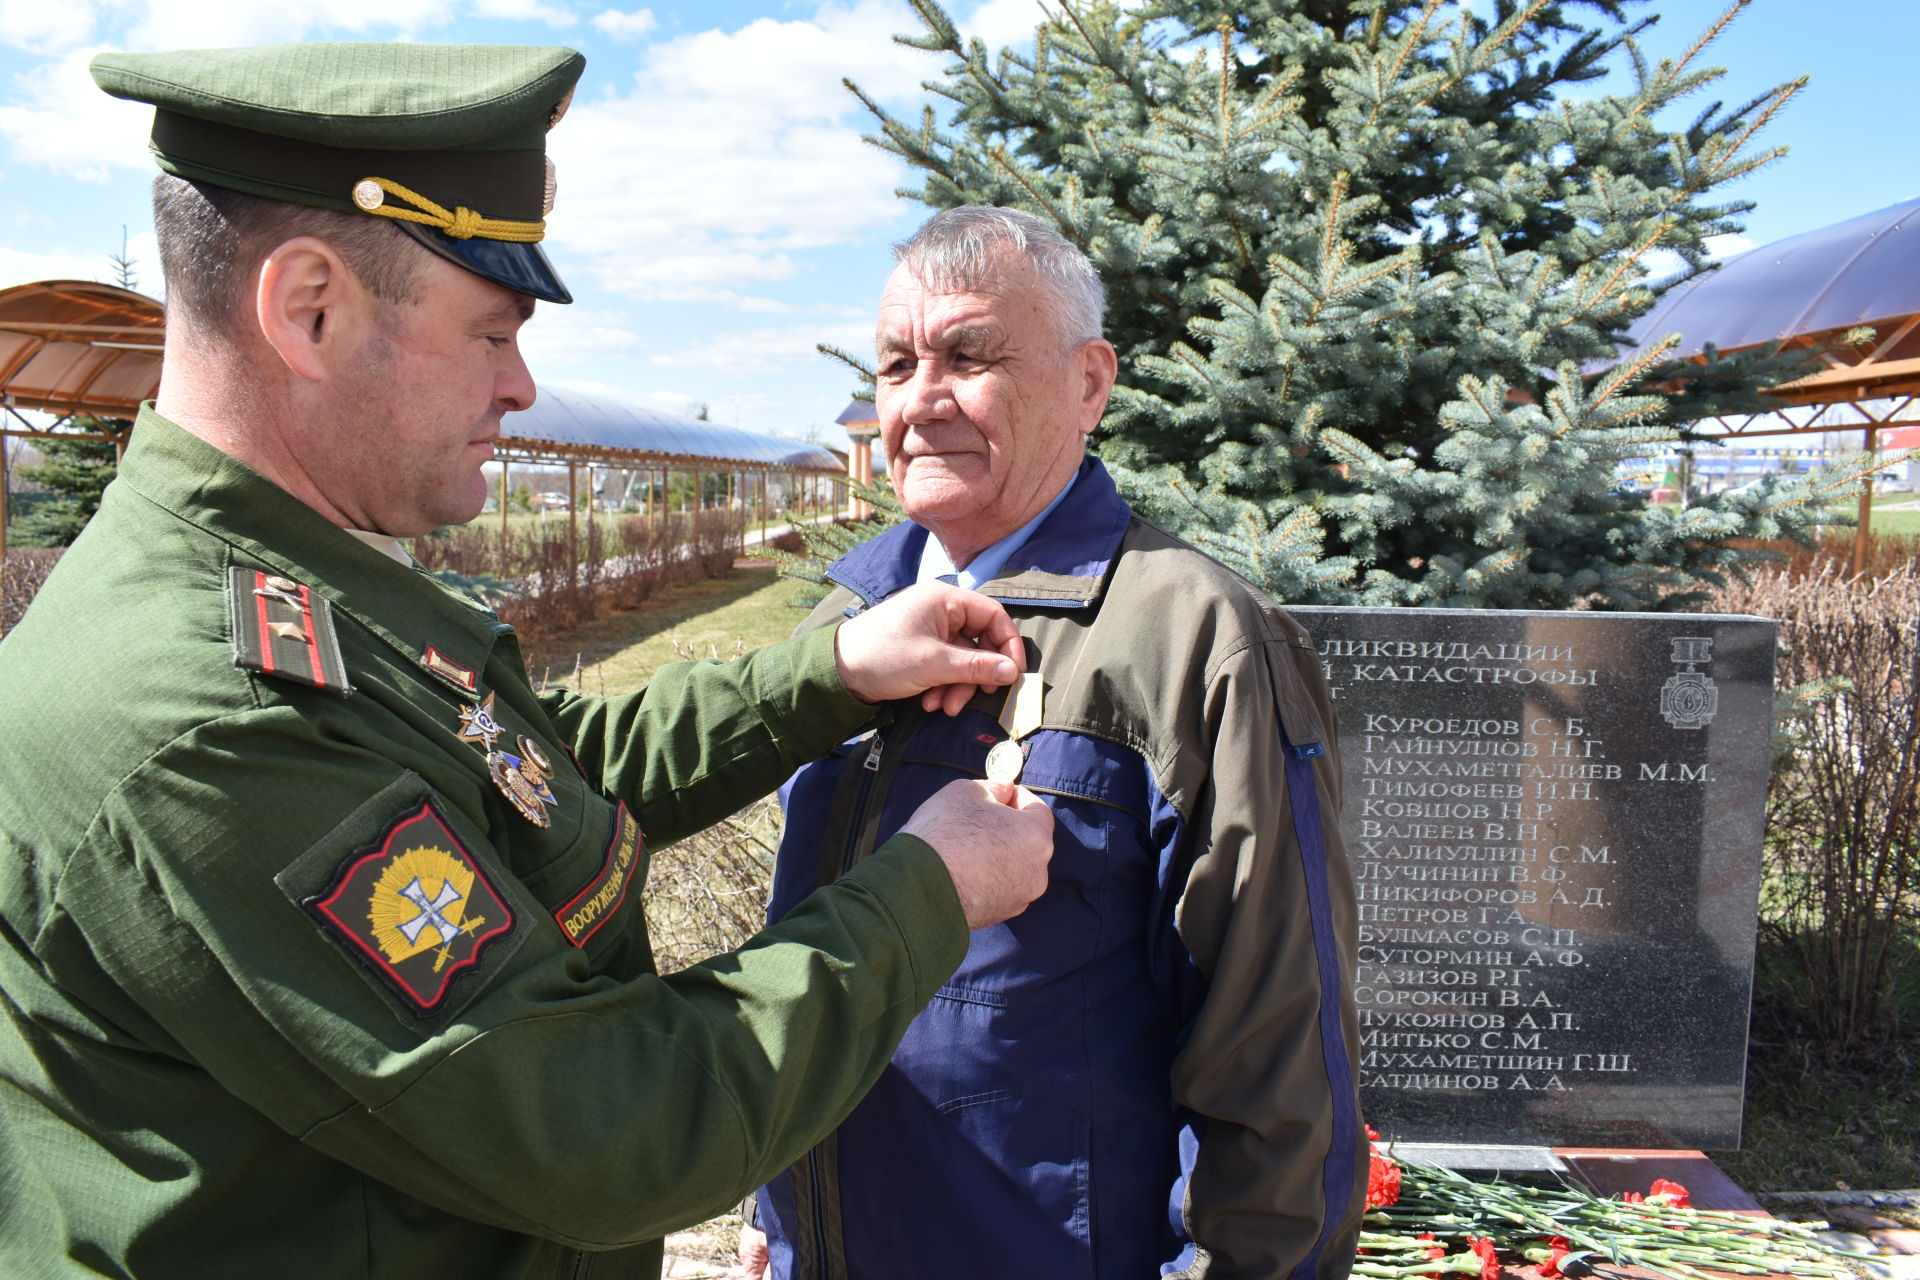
[0, 279, 849, 556]
[1624, 198, 1920, 565]
[0, 280, 163, 420]
[491, 383, 848, 536]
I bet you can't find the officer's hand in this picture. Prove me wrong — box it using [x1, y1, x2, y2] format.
[900, 779, 1054, 929]
[834, 581, 1022, 715]
[737, 1223, 768, 1279]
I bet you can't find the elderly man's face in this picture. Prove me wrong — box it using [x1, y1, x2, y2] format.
[875, 254, 1115, 564]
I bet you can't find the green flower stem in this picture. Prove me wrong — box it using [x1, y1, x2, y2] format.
[1358, 1157, 1863, 1279]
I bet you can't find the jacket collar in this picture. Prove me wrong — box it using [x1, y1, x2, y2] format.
[118, 405, 507, 687]
[828, 456, 1131, 610]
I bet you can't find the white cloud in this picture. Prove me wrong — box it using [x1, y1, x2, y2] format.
[0, 0, 104, 54]
[648, 321, 872, 375]
[590, 7, 657, 40]
[518, 305, 647, 370]
[473, 0, 577, 27]
[125, 0, 457, 48]
[0, 241, 124, 286]
[548, 0, 934, 304]
[1705, 233, 1756, 261]
[0, 229, 165, 296]
[0, 46, 152, 182]
[958, 0, 1047, 54]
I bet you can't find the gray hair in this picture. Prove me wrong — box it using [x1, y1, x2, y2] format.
[892, 205, 1105, 346]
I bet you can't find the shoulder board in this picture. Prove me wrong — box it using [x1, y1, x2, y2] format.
[229, 566, 355, 695]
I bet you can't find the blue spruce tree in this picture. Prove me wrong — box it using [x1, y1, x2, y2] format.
[842, 0, 1898, 609]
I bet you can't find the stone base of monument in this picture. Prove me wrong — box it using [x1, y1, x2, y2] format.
[1555, 1147, 1766, 1214]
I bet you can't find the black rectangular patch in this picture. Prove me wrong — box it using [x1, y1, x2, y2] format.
[555, 803, 644, 946]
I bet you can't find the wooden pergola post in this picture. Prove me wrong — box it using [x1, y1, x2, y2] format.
[1, 429, 11, 569]
[1852, 425, 1879, 577]
[566, 460, 579, 584]
[497, 456, 510, 553]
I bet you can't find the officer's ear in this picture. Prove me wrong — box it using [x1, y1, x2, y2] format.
[255, 235, 375, 384]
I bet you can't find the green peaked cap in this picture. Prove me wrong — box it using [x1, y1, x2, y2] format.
[91, 43, 586, 303]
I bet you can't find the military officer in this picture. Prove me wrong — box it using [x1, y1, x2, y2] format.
[0, 43, 1052, 1278]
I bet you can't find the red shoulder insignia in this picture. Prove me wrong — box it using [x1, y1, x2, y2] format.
[230, 567, 353, 695]
[422, 645, 479, 693]
[305, 799, 516, 1014]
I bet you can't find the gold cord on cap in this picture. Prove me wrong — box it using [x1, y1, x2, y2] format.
[350, 175, 546, 243]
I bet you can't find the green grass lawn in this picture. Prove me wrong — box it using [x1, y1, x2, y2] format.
[522, 561, 807, 694]
[1862, 495, 1920, 537]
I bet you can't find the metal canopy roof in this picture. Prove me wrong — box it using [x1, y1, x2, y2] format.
[0, 278, 838, 472]
[1617, 200, 1920, 574]
[1623, 198, 1920, 417]
[1631, 198, 1920, 361]
[0, 280, 163, 418]
[501, 383, 841, 472]
[834, 398, 877, 426]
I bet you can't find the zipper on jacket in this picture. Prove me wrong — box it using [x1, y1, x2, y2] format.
[841, 734, 884, 874]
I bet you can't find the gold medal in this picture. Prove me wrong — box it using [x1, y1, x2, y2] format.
[488, 750, 554, 828]
[984, 739, 1025, 785]
[985, 673, 1044, 785]
[456, 692, 559, 827]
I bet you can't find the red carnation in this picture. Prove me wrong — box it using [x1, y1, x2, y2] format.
[1648, 1178, 1692, 1209]
[1531, 1234, 1571, 1277]
[1469, 1236, 1500, 1280]
[1366, 1150, 1402, 1208]
[1363, 1125, 1401, 1208]
[1418, 1231, 1445, 1262]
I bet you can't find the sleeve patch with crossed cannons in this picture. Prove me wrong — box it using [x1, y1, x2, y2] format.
[305, 798, 516, 1014]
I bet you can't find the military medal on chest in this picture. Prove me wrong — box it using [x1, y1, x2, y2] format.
[456, 691, 558, 828]
[986, 672, 1045, 785]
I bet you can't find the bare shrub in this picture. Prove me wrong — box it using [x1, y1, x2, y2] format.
[642, 795, 779, 974]
[410, 509, 747, 642]
[0, 548, 63, 637]
[1732, 529, 1920, 582]
[1714, 562, 1920, 1042]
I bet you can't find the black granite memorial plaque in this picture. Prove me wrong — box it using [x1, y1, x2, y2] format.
[1289, 607, 1775, 1150]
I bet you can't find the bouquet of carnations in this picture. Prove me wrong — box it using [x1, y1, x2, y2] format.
[1356, 1129, 1869, 1278]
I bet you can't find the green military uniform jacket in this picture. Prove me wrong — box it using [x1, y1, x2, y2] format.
[0, 408, 968, 1278]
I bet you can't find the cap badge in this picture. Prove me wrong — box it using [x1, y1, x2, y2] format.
[351, 175, 544, 244]
[548, 86, 574, 131]
[543, 157, 557, 217]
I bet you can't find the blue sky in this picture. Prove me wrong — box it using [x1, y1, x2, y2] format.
[0, 0, 1910, 442]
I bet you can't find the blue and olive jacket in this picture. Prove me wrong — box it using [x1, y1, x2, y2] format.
[757, 459, 1368, 1280]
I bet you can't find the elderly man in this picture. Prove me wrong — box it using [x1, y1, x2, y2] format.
[744, 206, 1366, 1279]
[0, 47, 1056, 1278]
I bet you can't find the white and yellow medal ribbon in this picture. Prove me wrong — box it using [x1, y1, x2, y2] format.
[985, 674, 1044, 785]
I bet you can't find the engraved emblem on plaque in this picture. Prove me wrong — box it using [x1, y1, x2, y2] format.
[1659, 635, 1719, 730]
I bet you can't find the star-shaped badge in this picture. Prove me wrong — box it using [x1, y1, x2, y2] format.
[456, 691, 503, 752]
